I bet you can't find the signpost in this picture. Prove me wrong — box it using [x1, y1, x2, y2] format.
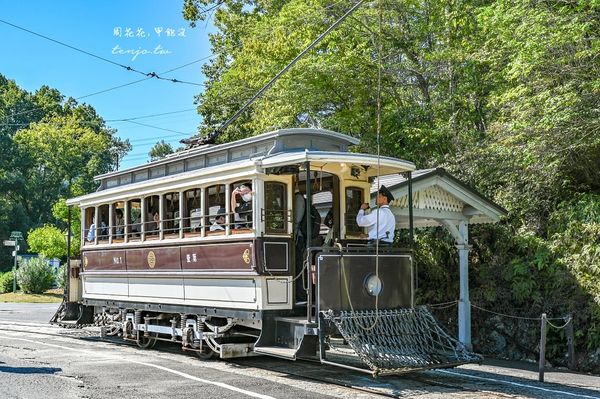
[4, 231, 23, 293]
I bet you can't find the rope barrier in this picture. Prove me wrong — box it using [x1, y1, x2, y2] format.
[546, 316, 572, 330]
[470, 303, 569, 322]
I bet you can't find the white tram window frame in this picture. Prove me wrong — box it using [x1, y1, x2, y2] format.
[206, 183, 226, 236]
[229, 180, 254, 234]
[344, 186, 364, 238]
[162, 191, 181, 239]
[83, 207, 95, 245]
[126, 198, 142, 242]
[263, 181, 289, 235]
[183, 188, 202, 237]
[143, 195, 161, 241]
[111, 201, 126, 243]
[96, 204, 110, 245]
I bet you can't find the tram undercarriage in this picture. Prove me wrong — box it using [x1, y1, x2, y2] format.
[58, 249, 481, 377]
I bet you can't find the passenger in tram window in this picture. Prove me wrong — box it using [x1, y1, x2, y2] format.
[115, 209, 124, 238]
[87, 219, 96, 242]
[99, 220, 108, 239]
[231, 184, 253, 228]
[152, 210, 160, 234]
[209, 207, 226, 231]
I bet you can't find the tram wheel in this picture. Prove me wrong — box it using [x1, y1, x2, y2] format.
[137, 333, 157, 349]
[195, 345, 217, 360]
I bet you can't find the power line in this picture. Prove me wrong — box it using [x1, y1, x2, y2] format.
[106, 108, 196, 122]
[2, 54, 212, 122]
[124, 120, 192, 136]
[0, 18, 204, 87]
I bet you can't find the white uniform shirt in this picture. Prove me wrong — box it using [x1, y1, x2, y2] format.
[356, 205, 395, 242]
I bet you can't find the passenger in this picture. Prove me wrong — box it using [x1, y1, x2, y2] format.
[87, 219, 96, 242]
[210, 207, 226, 231]
[323, 208, 335, 246]
[356, 185, 395, 247]
[115, 209, 124, 238]
[231, 184, 253, 228]
[147, 210, 160, 234]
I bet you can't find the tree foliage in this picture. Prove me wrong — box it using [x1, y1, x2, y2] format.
[149, 139, 175, 161]
[183, 0, 600, 370]
[0, 75, 131, 268]
[27, 225, 67, 260]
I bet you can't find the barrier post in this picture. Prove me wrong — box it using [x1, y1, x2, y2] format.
[539, 313, 547, 382]
[566, 314, 576, 370]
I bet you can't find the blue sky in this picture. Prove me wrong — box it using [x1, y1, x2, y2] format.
[0, 1, 216, 169]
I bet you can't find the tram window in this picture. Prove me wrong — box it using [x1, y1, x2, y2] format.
[127, 199, 142, 241]
[144, 195, 160, 238]
[84, 207, 95, 245]
[230, 180, 253, 230]
[345, 187, 363, 237]
[112, 201, 125, 242]
[206, 184, 226, 234]
[264, 182, 287, 234]
[163, 192, 180, 238]
[183, 188, 202, 235]
[97, 204, 110, 243]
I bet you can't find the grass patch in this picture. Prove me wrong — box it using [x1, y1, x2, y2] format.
[0, 288, 63, 303]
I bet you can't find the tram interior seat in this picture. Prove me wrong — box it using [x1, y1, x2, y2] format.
[190, 208, 203, 231]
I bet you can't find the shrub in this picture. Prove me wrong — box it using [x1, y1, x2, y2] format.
[56, 264, 67, 289]
[0, 271, 17, 293]
[16, 257, 55, 294]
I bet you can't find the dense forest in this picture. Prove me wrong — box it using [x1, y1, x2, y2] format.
[182, 0, 599, 370]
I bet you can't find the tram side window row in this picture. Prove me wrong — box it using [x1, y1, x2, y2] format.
[82, 181, 289, 244]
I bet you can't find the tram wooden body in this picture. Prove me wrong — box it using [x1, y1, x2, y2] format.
[63, 128, 478, 375]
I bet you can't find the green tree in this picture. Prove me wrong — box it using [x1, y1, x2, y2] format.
[0, 75, 130, 270]
[27, 225, 67, 259]
[149, 139, 175, 161]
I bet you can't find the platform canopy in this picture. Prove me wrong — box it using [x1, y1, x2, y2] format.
[371, 168, 505, 228]
[371, 167, 506, 349]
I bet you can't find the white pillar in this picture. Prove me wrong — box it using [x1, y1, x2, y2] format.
[178, 191, 184, 239]
[457, 220, 471, 349]
[158, 194, 164, 240]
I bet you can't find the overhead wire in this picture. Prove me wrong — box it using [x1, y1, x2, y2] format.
[1, 54, 213, 122]
[0, 18, 203, 86]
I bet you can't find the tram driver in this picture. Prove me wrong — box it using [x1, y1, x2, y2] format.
[356, 185, 395, 247]
[231, 184, 253, 229]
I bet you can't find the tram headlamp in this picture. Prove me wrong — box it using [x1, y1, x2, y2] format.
[364, 274, 382, 296]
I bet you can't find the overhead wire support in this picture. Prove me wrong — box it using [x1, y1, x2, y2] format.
[189, 0, 366, 146]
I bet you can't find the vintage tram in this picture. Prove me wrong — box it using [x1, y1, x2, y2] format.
[60, 128, 479, 376]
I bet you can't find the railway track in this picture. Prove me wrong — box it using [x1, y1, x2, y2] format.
[0, 320, 528, 398]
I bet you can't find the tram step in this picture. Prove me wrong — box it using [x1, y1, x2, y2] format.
[254, 315, 319, 360]
[253, 346, 298, 359]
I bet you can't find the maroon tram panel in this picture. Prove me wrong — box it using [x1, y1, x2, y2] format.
[126, 247, 182, 270]
[180, 242, 255, 271]
[83, 250, 126, 271]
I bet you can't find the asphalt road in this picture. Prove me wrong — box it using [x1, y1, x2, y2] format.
[0, 303, 598, 399]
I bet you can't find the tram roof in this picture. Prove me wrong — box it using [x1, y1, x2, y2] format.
[96, 128, 359, 181]
[67, 128, 417, 206]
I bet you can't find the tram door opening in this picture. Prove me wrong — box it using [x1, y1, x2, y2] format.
[293, 172, 340, 303]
